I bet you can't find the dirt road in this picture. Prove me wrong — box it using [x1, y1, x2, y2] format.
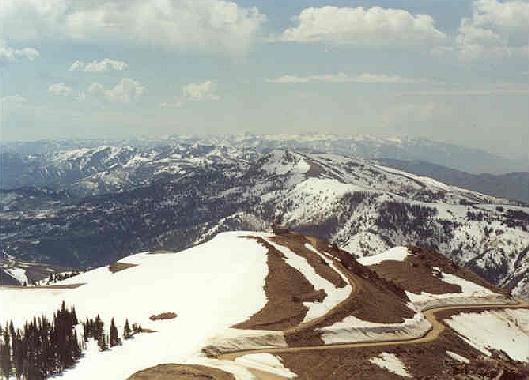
[219, 241, 528, 361]
[219, 302, 528, 361]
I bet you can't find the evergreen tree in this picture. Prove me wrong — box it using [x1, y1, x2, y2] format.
[13, 332, 23, 379]
[123, 319, 131, 339]
[2, 304, 139, 378]
[0, 326, 11, 379]
[109, 318, 119, 347]
[98, 334, 108, 352]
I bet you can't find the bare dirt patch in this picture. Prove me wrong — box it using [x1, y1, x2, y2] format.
[108, 262, 138, 274]
[279, 317, 529, 379]
[128, 364, 235, 380]
[315, 238, 414, 324]
[285, 236, 415, 347]
[371, 246, 506, 295]
[149, 312, 177, 321]
[271, 234, 346, 288]
[234, 237, 317, 331]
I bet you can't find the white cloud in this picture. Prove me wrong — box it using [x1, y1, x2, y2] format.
[88, 78, 145, 103]
[0, 0, 265, 55]
[0, 94, 27, 105]
[69, 58, 128, 72]
[182, 81, 219, 101]
[48, 83, 73, 97]
[0, 39, 39, 64]
[277, 6, 445, 46]
[161, 80, 219, 108]
[267, 73, 425, 84]
[456, 0, 529, 61]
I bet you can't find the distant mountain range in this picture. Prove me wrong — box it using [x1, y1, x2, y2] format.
[2, 133, 527, 175]
[378, 159, 528, 204]
[1, 141, 528, 300]
[215, 134, 528, 175]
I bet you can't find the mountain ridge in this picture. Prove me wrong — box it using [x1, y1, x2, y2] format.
[1, 146, 528, 300]
[1, 231, 528, 379]
[378, 158, 529, 204]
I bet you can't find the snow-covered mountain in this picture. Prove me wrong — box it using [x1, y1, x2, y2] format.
[0, 143, 256, 197]
[1, 146, 528, 299]
[1, 231, 528, 379]
[212, 133, 528, 174]
[2, 135, 527, 188]
[378, 158, 529, 204]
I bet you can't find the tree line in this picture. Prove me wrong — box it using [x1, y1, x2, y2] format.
[0, 301, 141, 379]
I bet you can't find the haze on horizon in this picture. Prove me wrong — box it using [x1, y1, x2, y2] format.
[1, 0, 528, 160]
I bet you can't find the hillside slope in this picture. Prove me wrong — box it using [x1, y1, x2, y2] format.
[378, 158, 529, 204]
[1, 232, 527, 379]
[1, 149, 528, 299]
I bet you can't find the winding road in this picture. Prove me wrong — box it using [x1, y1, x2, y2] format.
[219, 301, 529, 361]
[219, 239, 529, 366]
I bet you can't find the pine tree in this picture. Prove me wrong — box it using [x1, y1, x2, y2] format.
[71, 307, 78, 325]
[0, 326, 11, 379]
[2, 303, 139, 378]
[123, 319, 131, 339]
[132, 323, 143, 334]
[13, 331, 23, 379]
[98, 334, 108, 352]
[109, 318, 119, 347]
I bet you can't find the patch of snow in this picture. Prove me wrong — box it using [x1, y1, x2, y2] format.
[446, 351, 470, 364]
[445, 309, 529, 362]
[406, 271, 496, 310]
[440, 273, 493, 296]
[234, 353, 297, 378]
[376, 164, 453, 191]
[5, 267, 28, 284]
[294, 178, 363, 198]
[341, 232, 389, 258]
[370, 353, 411, 378]
[267, 240, 351, 322]
[202, 328, 287, 356]
[357, 247, 410, 266]
[304, 243, 348, 283]
[283, 178, 364, 225]
[261, 151, 309, 176]
[318, 313, 429, 345]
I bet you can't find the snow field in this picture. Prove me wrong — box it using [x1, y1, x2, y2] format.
[357, 246, 410, 266]
[4, 267, 28, 284]
[317, 313, 429, 345]
[283, 178, 361, 225]
[0, 232, 269, 380]
[405, 269, 498, 310]
[445, 309, 529, 362]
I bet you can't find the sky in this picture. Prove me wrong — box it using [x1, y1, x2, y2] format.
[0, 0, 528, 159]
